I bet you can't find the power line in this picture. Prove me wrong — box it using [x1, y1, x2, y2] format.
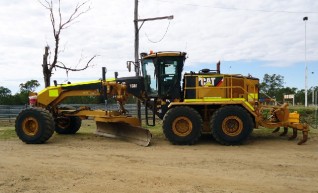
[145, 20, 171, 43]
[155, 0, 318, 14]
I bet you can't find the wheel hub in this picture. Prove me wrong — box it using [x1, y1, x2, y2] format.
[172, 116, 193, 136]
[56, 117, 71, 129]
[22, 117, 39, 136]
[222, 116, 243, 136]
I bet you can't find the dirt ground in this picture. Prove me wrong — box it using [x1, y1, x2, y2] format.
[1, 121, 318, 193]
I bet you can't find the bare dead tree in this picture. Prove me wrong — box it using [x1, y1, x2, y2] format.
[39, 0, 97, 87]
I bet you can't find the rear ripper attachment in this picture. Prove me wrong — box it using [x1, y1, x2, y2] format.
[256, 103, 309, 145]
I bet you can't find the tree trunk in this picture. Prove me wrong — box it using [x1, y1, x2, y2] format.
[42, 46, 51, 87]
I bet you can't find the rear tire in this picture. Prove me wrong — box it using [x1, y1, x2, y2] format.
[55, 105, 82, 134]
[15, 108, 54, 144]
[163, 106, 202, 145]
[211, 105, 254, 145]
[55, 116, 82, 134]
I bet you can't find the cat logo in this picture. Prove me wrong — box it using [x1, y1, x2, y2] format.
[129, 84, 138, 88]
[198, 76, 223, 87]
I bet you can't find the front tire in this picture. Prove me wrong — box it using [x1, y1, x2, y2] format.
[15, 108, 55, 144]
[211, 105, 254, 145]
[163, 106, 202, 145]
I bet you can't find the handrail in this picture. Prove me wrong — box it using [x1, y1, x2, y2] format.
[184, 74, 259, 103]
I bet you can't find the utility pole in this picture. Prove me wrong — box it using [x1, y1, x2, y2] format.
[134, 0, 173, 124]
[134, 0, 140, 76]
[134, 0, 142, 124]
[315, 90, 318, 129]
[312, 72, 314, 105]
[303, 16, 308, 107]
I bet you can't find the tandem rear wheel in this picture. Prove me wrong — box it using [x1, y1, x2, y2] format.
[55, 105, 82, 134]
[55, 116, 82, 134]
[211, 105, 254, 145]
[163, 106, 202, 145]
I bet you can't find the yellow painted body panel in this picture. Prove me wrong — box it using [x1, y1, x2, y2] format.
[36, 79, 116, 106]
[184, 74, 259, 101]
[289, 112, 300, 123]
[37, 86, 63, 106]
[182, 74, 259, 115]
[183, 98, 255, 111]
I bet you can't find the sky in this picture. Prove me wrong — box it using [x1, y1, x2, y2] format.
[0, 0, 317, 94]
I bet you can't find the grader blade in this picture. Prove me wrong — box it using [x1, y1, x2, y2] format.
[95, 122, 152, 146]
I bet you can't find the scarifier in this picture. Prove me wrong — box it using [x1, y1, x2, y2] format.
[15, 51, 309, 146]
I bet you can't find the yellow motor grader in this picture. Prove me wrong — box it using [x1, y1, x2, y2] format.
[15, 51, 309, 146]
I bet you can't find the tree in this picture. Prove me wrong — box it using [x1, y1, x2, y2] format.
[307, 86, 318, 105]
[0, 86, 11, 97]
[15, 80, 41, 105]
[0, 82, 41, 105]
[260, 74, 284, 100]
[39, 0, 97, 87]
[19, 80, 40, 93]
[0, 86, 12, 105]
[295, 89, 305, 105]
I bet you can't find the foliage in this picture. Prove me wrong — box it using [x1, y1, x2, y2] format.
[259, 74, 318, 105]
[0, 86, 11, 97]
[260, 74, 284, 100]
[294, 89, 305, 105]
[19, 80, 40, 93]
[0, 80, 40, 105]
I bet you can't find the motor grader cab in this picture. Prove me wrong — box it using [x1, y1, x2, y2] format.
[139, 51, 308, 145]
[139, 51, 186, 122]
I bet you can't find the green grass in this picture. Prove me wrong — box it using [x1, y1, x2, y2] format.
[143, 122, 164, 138]
[0, 127, 17, 140]
[0, 120, 16, 140]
